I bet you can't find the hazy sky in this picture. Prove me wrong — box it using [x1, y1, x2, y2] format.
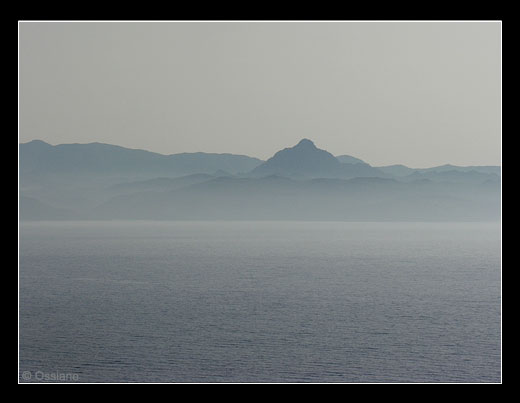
[19, 21, 501, 167]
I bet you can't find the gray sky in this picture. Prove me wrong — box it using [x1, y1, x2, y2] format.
[19, 21, 501, 167]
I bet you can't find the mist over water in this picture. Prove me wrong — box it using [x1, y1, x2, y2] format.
[19, 221, 501, 382]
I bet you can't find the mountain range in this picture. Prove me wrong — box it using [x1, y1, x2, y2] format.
[20, 139, 263, 177]
[19, 139, 500, 221]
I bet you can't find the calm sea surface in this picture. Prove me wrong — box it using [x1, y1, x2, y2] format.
[19, 221, 501, 382]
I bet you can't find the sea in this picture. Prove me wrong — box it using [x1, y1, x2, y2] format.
[19, 221, 501, 383]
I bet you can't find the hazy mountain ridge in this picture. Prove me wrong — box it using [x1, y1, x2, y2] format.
[108, 173, 216, 194]
[401, 169, 500, 184]
[92, 174, 499, 221]
[335, 154, 366, 164]
[377, 164, 501, 177]
[20, 140, 263, 176]
[19, 139, 501, 221]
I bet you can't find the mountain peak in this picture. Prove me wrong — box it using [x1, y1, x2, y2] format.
[22, 139, 53, 147]
[250, 139, 340, 177]
[295, 138, 316, 148]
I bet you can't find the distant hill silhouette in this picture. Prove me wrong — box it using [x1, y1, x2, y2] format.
[377, 164, 501, 177]
[336, 154, 366, 164]
[401, 169, 500, 184]
[20, 140, 263, 177]
[375, 164, 416, 177]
